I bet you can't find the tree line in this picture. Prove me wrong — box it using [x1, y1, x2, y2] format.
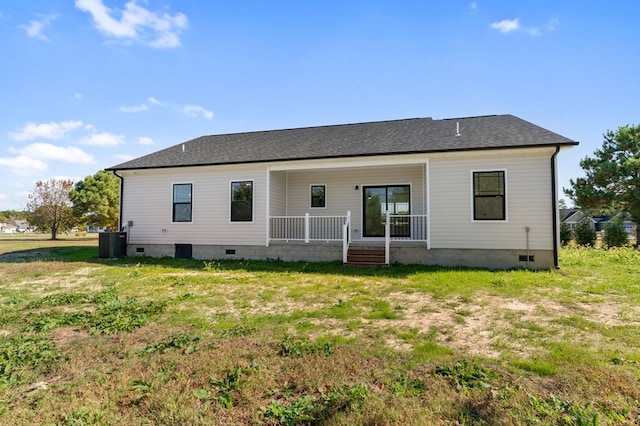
[26, 170, 120, 240]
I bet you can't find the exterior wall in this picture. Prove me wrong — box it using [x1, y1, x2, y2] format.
[120, 164, 268, 246]
[269, 170, 287, 216]
[120, 146, 558, 269]
[429, 147, 555, 251]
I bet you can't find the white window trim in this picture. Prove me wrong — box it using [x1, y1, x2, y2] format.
[171, 182, 194, 224]
[229, 179, 255, 223]
[470, 169, 508, 223]
[310, 184, 327, 209]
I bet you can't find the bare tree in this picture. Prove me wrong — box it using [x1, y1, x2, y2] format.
[27, 179, 76, 240]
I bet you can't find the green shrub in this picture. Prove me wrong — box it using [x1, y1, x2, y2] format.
[574, 222, 596, 246]
[603, 220, 628, 248]
[560, 223, 573, 245]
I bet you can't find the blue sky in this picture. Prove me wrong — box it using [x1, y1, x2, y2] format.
[1, 1, 639, 210]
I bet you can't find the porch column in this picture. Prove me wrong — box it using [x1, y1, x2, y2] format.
[266, 167, 270, 247]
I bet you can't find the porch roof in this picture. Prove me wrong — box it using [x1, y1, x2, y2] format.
[108, 114, 578, 171]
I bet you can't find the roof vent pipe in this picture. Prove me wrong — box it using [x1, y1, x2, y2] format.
[182, 144, 185, 152]
[455, 122, 461, 136]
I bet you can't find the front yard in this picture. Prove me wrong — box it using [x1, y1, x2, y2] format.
[0, 237, 639, 424]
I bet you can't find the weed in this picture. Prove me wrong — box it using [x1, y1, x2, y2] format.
[0, 335, 64, 384]
[530, 394, 601, 425]
[216, 324, 256, 338]
[208, 364, 258, 408]
[24, 311, 87, 333]
[59, 406, 105, 425]
[89, 297, 166, 334]
[203, 260, 224, 271]
[136, 333, 200, 356]
[278, 334, 334, 357]
[262, 395, 316, 425]
[389, 374, 426, 396]
[433, 360, 498, 391]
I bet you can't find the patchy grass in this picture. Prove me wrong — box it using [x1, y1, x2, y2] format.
[0, 242, 639, 424]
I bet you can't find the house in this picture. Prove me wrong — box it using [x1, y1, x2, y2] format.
[107, 114, 578, 269]
[13, 220, 30, 233]
[561, 209, 637, 240]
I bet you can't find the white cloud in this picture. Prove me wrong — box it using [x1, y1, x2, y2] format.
[119, 104, 148, 113]
[490, 18, 519, 34]
[183, 105, 214, 120]
[491, 17, 559, 36]
[137, 136, 154, 145]
[74, 93, 83, 100]
[9, 120, 84, 141]
[148, 96, 163, 105]
[0, 193, 7, 201]
[20, 13, 58, 41]
[0, 155, 48, 176]
[75, 0, 188, 48]
[10, 143, 94, 164]
[81, 132, 125, 147]
[546, 17, 559, 32]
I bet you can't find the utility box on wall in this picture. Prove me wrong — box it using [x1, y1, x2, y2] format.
[99, 232, 127, 258]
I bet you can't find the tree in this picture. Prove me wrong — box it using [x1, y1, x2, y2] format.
[560, 222, 573, 246]
[565, 124, 640, 240]
[603, 220, 629, 248]
[574, 222, 596, 247]
[27, 179, 76, 240]
[69, 170, 120, 231]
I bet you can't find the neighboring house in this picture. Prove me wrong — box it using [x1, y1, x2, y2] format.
[107, 114, 578, 269]
[561, 209, 637, 239]
[13, 220, 30, 232]
[560, 209, 593, 232]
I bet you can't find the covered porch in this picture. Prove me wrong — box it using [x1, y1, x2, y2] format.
[265, 160, 430, 265]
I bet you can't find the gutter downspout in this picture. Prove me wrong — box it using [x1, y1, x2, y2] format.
[551, 146, 561, 269]
[112, 170, 124, 233]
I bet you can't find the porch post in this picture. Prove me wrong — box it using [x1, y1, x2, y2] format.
[425, 159, 431, 249]
[343, 211, 351, 263]
[266, 167, 270, 247]
[385, 210, 390, 265]
[304, 213, 310, 243]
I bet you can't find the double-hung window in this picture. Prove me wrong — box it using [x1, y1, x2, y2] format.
[310, 185, 326, 208]
[472, 171, 506, 221]
[231, 181, 253, 222]
[173, 183, 192, 222]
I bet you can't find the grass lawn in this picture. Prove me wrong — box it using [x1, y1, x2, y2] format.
[0, 236, 639, 425]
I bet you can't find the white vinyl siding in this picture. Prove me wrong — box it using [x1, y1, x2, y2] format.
[120, 164, 267, 245]
[429, 148, 555, 250]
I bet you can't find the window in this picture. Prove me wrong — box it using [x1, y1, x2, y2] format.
[310, 185, 326, 208]
[173, 183, 192, 222]
[231, 181, 253, 222]
[473, 171, 505, 220]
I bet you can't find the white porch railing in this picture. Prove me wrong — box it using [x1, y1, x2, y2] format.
[270, 213, 348, 242]
[388, 214, 428, 241]
[269, 212, 427, 264]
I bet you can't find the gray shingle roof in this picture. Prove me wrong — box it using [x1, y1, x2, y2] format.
[107, 114, 578, 171]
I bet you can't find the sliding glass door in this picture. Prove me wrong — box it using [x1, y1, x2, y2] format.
[363, 185, 410, 237]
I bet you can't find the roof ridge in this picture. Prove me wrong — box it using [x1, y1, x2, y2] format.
[197, 117, 434, 139]
[440, 114, 501, 121]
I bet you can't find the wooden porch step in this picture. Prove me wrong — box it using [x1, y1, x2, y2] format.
[344, 247, 387, 268]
